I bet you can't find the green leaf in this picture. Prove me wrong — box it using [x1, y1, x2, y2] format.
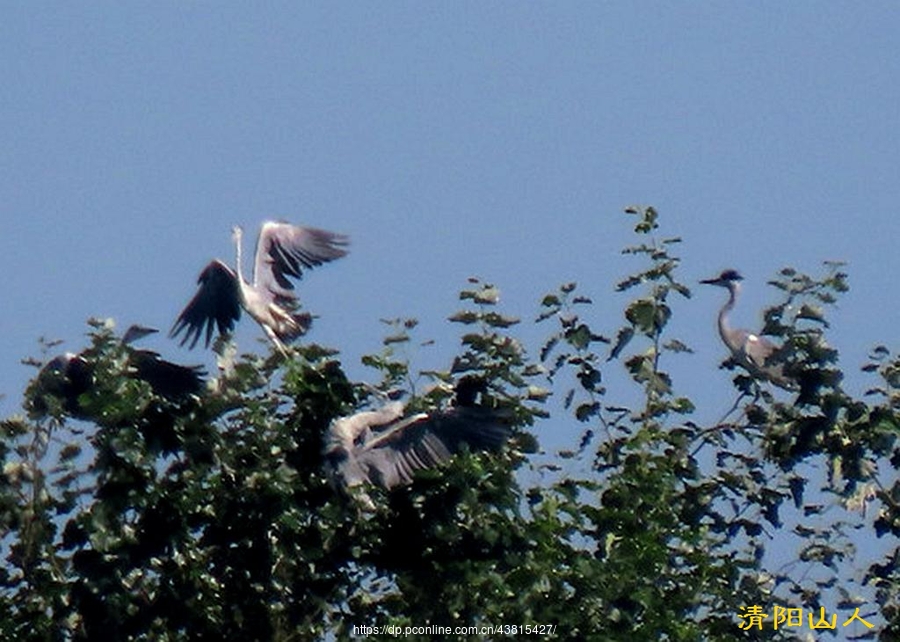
[564, 324, 593, 350]
[625, 299, 670, 334]
[482, 312, 520, 328]
[448, 310, 479, 325]
[575, 402, 600, 422]
[609, 327, 634, 361]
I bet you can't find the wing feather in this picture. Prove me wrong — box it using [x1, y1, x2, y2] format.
[170, 260, 241, 349]
[132, 351, 206, 398]
[355, 406, 511, 490]
[741, 334, 795, 389]
[253, 222, 349, 297]
[743, 333, 776, 368]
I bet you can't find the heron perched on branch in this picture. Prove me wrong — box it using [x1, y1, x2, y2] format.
[31, 325, 205, 419]
[324, 377, 512, 507]
[171, 221, 349, 354]
[700, 269, 794, 390]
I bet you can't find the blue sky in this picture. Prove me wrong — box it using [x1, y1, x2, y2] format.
[1, 2, 898, 630]
[2, 4, 897, 424]
[1, 8, 898, 446]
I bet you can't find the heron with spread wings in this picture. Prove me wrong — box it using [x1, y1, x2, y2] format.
[171, 221, 348, 354]
[324, 377, 512, 508]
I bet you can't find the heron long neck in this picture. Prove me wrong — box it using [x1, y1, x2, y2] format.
[233, 231, 246, 284]
[718, 283, 741, 353]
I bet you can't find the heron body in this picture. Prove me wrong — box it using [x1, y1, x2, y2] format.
[171, 221, 349, 353]
[701, 269, 794, 389]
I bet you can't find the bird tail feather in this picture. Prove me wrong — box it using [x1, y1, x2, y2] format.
[275, 311, 312, 343]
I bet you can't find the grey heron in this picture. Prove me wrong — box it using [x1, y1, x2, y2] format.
[30, 325, 205, 419]
[700, 269, 794, 389]
[170, 221, 348, 353]
[324, 377, 512, 507]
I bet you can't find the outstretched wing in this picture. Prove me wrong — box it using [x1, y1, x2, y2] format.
[253, 222, 349, 299]
[121, 325, 206, 395]
[131, 353, 206, 398]
[356, 406, 511, 489]
[325, 401, 407, 449]
[170, 260, 241, 349]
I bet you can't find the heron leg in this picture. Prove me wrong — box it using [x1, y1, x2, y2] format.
[262, 325, 290, 357]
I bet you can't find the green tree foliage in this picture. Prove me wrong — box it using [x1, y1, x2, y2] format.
[1, 207, 898, 640]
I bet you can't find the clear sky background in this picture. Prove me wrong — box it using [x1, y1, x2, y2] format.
[2, 4, 898, 435]
[1, 3, 898, 600]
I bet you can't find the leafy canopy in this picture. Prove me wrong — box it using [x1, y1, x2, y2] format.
[1, 207, 899, 641]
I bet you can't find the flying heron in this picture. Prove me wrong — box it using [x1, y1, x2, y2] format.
[700, 269, 794, 389]
[324, 377, 512, 508]
[30, 325, 205, 419]
[171, 221, 349, 354]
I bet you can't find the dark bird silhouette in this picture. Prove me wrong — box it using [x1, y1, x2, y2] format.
[31, 325, 205, 419]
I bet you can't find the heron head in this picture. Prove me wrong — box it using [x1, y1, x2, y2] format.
[700, 269, 743, 288]
[231, 225, 243, 242]
[122, 324, 158, 345]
